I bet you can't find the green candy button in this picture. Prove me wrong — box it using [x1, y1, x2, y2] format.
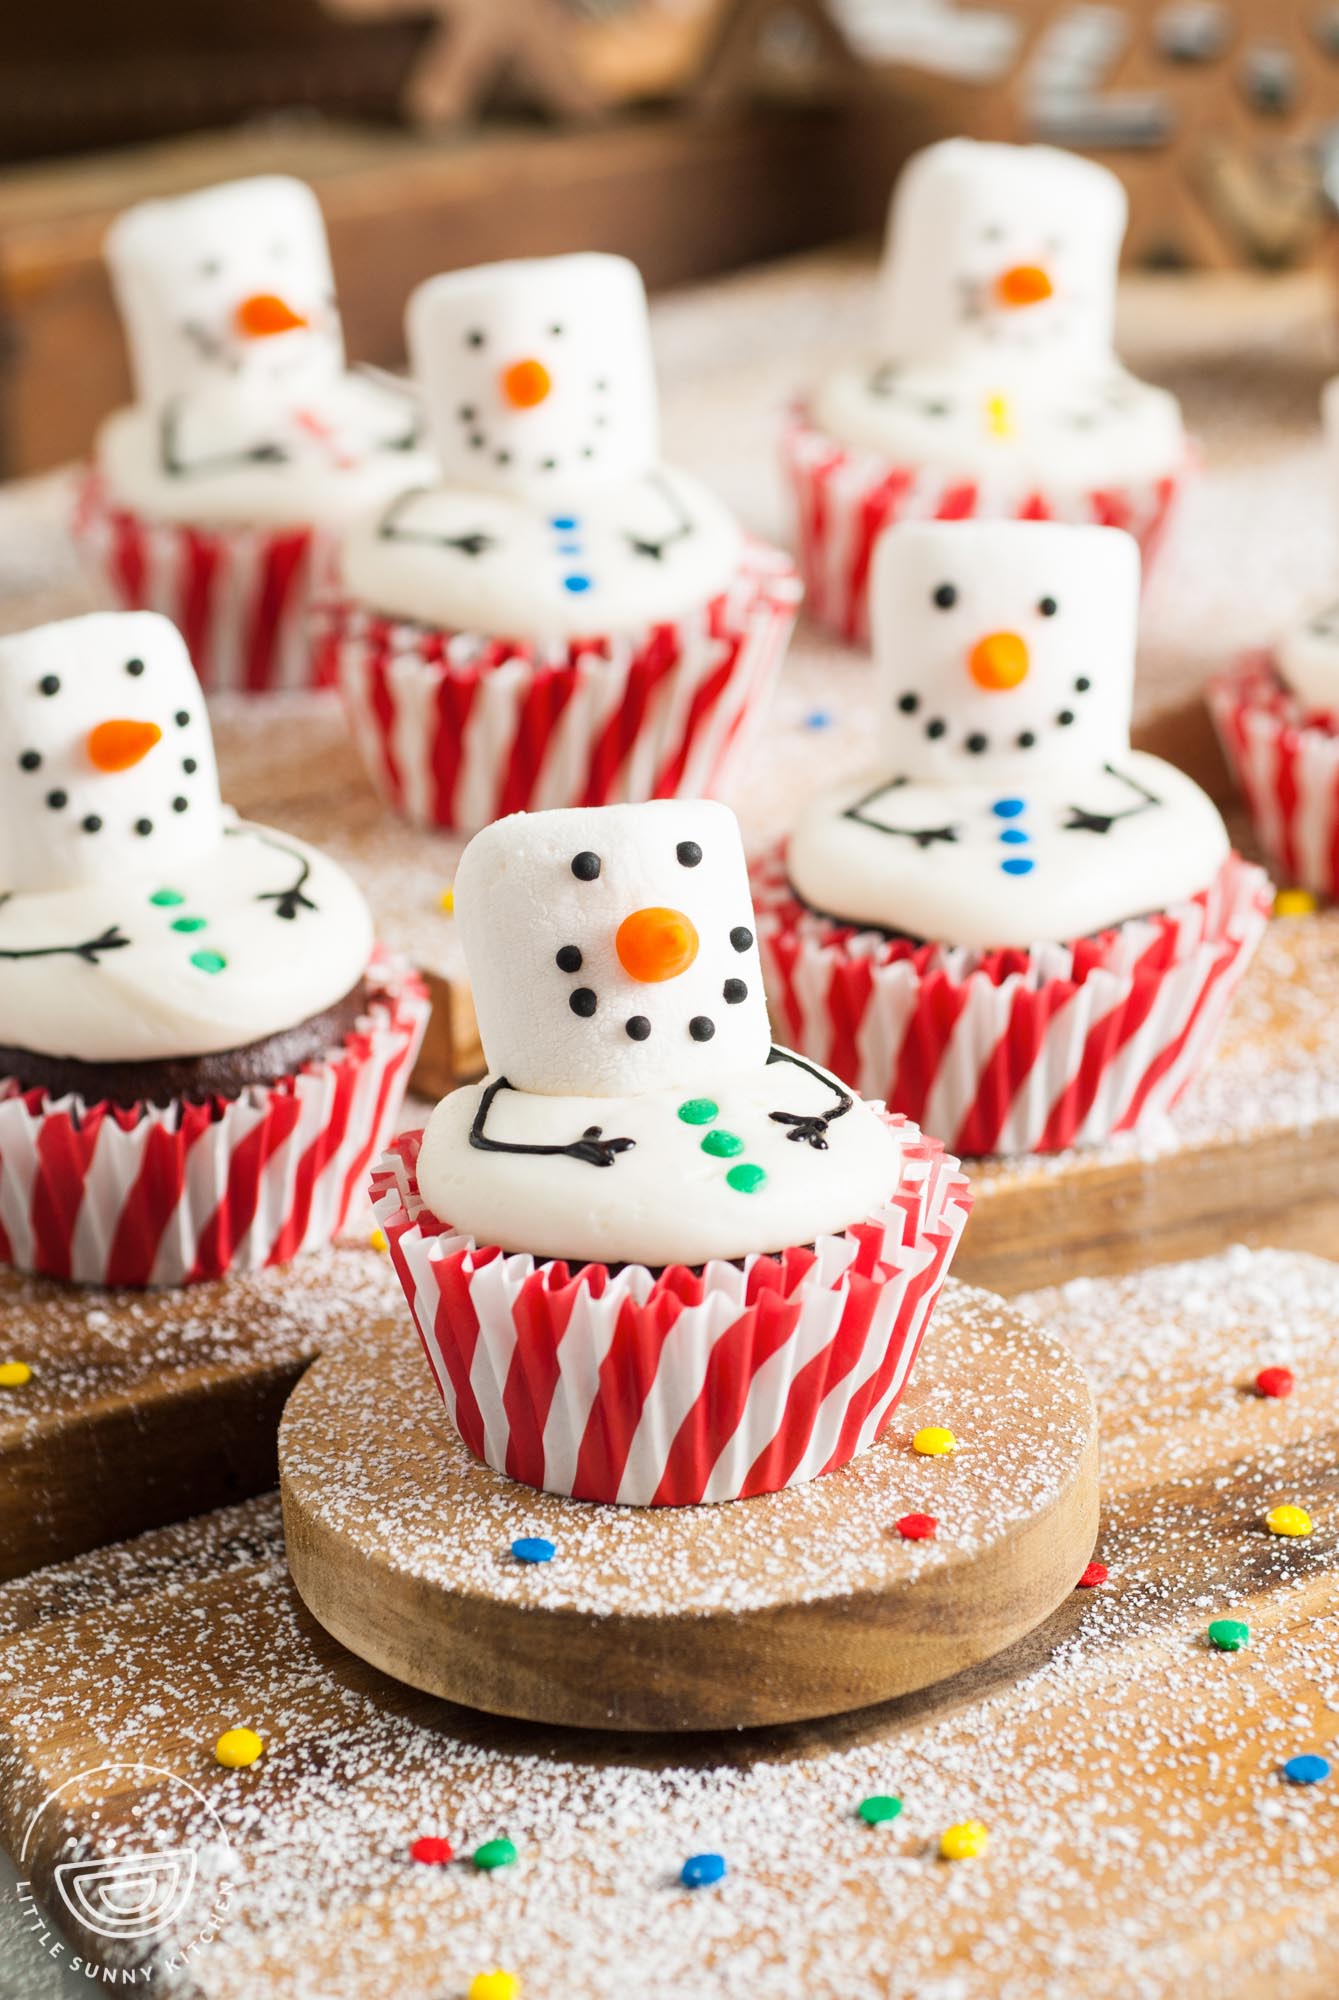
[149, 888, 184, 907]
[858, 1794, 903, 1826]
[171, 916, 207, 933]
[190, 949, 227, 975]
[726, 1163, 767, 1195]
[472, 1837, 517, 1872]
[1208, 1618, 1250, 1652]
[701, 1129, 744, 1159]
[677, 1098, 719, 1126]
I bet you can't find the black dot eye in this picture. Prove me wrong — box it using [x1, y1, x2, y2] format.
[125, 656, 145, 676]
[1056, 710, 1075, 727]
[466, 329, 485, 348]
[966, 733, 988, 754]
[932, 584, 957, 610]
[983, 222, 1005, 241]
[1038, 597, 1059, 618]
[570, 988, 597, 1017]
[38, 675, 60, 697]
[926, 718, 947, 740]
[723, 978, 747, 1004]
[897, 692, 920, 714]
[81, 814, 102, 834]
[198, 258, 222, 278]
[18, 750, 40, 772]
[1074, 676, 1091, 693]
[571, 851, 601, 881]
[458, 404, 477, 422]
[172, 796, 189, 813]
[182, 758, 198, 775]
[495, 450, 512, 467]
[135, 818, 153, 836]
[730, 926, 753, 953]
[689, 1016, 715, 1042]
[1017, 731, 1036, 749]
[556, 944, 583, 973]
[46, 790, 67, 810]
[625, 1016, 651, 1041]
[175, 710, 191, 729]
[548, 323, 564, 337]
[676, 841, 702, 868]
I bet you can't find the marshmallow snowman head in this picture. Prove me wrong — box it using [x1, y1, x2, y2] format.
[407, 254, 659, 501]
[455, 800, 771, 1097]
[105, 176, 344, 412]
[0, 613, 222, 895]
[880, 140, 1127, 377]
[871, 519, 1139, 786]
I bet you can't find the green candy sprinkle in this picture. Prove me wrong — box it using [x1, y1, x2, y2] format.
[149, 888, 185, 907]
[678, 1098, 719, 1126]
[171, 916, 207, 933]
[858, 1794, 903, 1826]
[1208, 1618, 1250, 1652]
[701, 1129, 744, 1158]
[472, 1837, 517, 1872]
[189, 949, 227, 975]
[726, 1163, 767, 1194]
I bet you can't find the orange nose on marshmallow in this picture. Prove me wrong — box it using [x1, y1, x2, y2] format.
[500, 357, 552, 409]
[234, 293, 309, 340]
[995, 263, 1053, 309]
[87, 718, 163, 772]
[616, 907, 700, 984]
[968, 631, 1030, 692]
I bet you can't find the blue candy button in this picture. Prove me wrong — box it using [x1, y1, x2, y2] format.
[551, 516, 579, 531]
[511, 1537, 555, 1564]
[999, 828, 1030, 845]
[680, 1852, 727, 1888]
[1283, 1753, 1331, 1785]
[992, 798, 1026, 819]
[563, 575, 592, 594]
[1001, 857, 1035, 876]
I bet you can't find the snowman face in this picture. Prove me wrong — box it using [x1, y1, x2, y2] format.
[454, 800, 771, 1097]
[880, 141, 1126, 376]
[105, 176, 343, 412]
[0, 612, 222, 894]
[407, 254, 659, 501]
[871, 520, 1139, 785]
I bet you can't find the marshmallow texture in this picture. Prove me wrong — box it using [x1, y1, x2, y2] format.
[1276, 598, 1339, 716]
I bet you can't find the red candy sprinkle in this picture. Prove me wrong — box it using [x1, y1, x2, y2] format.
[410, 1836, 454, 1865]
[1077, 1561, 1108, 1589]
[1255, 1366, 1294, 1399]
[896, 1512, 938, 1541]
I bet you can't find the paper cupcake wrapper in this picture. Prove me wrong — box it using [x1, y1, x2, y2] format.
[753, 850, 1271, 1157]
[370, 1111, 971, 1507]
[317, 539, 802, 833]
[780, 406, 1190, 645]
[1208, 655, 1339, 898]
[0, 953, 428, 1288]
[72, 466, 337, 693]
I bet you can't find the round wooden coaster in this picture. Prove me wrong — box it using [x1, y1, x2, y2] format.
[280, 1283, 1098, 1732]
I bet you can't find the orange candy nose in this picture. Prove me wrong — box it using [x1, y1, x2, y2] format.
[235, 293, 308, 339]
[87, 719, 163, 772]
[968, 632, 1030, 691]
[616, 907, 699, 983]
[995, 264, 1053, 309]
[500, 358, 552, 409]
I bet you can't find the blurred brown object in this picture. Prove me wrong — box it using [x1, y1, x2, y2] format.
[692, 0, 868, 108]
[321, 0, 605, 124]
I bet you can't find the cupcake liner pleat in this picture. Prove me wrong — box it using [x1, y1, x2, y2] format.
[371, 1110, 971, 1507]
[753, 850, 1271, 1157]
[1209, 654, 1339, 897]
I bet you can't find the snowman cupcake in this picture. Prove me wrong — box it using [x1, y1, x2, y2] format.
[75, 175, 435, 694]
[0, 611, 428, 1286]
[753, 520, 1270, 1156]
[322, 253, 802, 833]
[1209, 378, 1339, 901]
[371, 798, 970, 1506]
[785, 139, 1190, 643]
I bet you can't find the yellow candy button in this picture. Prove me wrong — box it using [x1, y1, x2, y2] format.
[469, 1975, 519, 2000]
[1265, 1504, 1313, 1538]
[940, 1819, 989, 1860]
[439, 887, 455, 914]
[913, 1426, 957, 1457]
[214, 1727, 264, 1769]
[1273, 888, 1317, 918]
[0, 1361, 33, 1388]
[369, 1227, 388, 1253]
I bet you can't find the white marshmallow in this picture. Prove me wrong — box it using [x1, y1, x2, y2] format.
[407, 254, 658, 501]
[1269, 377, 1339, 715]
[454, 800, 771, 1096]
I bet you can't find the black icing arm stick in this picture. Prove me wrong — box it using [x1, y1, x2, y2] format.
[766, 1046, 853, 1151]
[0, 923, 130, 965]
[1064, 762, 1163, 836]
[843, 778, 959, 849]
[226, 825, 317, 921]
[469, 1076, 635, 1169]
[159, 400, 291, 477]
[625, 472, 698, 562]
[376, 487, 495, 556]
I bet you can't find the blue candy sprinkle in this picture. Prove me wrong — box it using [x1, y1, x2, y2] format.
[992, 798, 1026, 819]
[557, 542, 582, 557]
[999, 828, 1030, 845]
[1001, 857, 1035, 876]
[511, 1537, 555, 1565]
[563, 575, 592, 595]
[802, 710, 835, 731]
[680, 1852, 726, 1888]
[1283, 1753, 1331, 1785]
[551, 516, 579, 532]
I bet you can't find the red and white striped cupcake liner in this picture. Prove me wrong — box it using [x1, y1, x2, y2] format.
[0, 954, 428, 1288]
[316, 540, 803, 834]
[1208, 654, 1339, 899]
[371, 1112, 971, 1507]
[781, 406, 1190, 645]
[72, 467, 336, 693]
[753, 850, 1271, 1157]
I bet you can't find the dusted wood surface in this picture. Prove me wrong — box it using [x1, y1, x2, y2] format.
[279, 1287, 1099, 1731]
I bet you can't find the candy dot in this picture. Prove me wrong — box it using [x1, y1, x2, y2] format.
[858, 1794, 903, 1825]
[1266, 1504, 1313, 1537]
[0, 1361, 33, 1388]
[409, 1835, 454, 1865]
[680, 1852, 726, 1888]
[1208, 1617, 1250, 1651]
[1283, 1753, 1330, 1785]
[171, 916, 207, 933]
[469, 1975, 520, 2000]
[940, 1820, 989, 1860]
[551, 516, 578, 532]
[1255, 1365, 1294, 1399]
[1001, 857, 1035, 876]
[473, 1837, 517, 1871]
[912, 1426, 956, 1457]
[563, 575, 592, 595]
[678, 1098, 719, 1125]
[439, 887, 455, 914]
[149, 888, 185, 907]
[726, 1163, 767, 1194]
[896, 1512, 938, 1541]
[1077, 1560, 1108, 1588]
[190, 949, 227, 975]
[992, 798, 1026, 818]
[999, 828, 1030, 846]
[701, 1129, 744, 1158]
[370, 1228, 388, 1253]
[1274, 888, 1317, 918]
[803, 710, 835, 730]
[214, 1727, 263, 1769]
[511, 1537, 555, 1564]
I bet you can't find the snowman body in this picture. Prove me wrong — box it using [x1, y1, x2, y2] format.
[1274, 376, 1339, 716]
[415, 799, 900, 1265]
[787, 520, 1229, 952]
[340, 256, 741, 642]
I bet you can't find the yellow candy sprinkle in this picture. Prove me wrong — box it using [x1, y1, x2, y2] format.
[1265, 1504, 1313, 1538]
[0, 1361, 33, 1388]
[984, 393, 1014, 439]
[913, 1426, 957, 1457]
[214, 1727, 264, 1769]
[1274, 888, 1317, 918]
[439, 887, 455, 914]
[468, 1975, 519, 2000]
[369, 1227, 388, 1253]
[940, 1819, 989, 1860]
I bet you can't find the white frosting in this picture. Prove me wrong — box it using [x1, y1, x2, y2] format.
[786, 520, 1229, 950]
[0, 612, 372, 1062]
[99, 174, 434, 528]
[811, 138, 1185, 485]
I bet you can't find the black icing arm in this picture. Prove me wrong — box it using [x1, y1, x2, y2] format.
[159, 400, 290, 477]
[1064, 762, 1163, 836]
[469, 1076, 635, 1168]
[226, 826, 318, 921]
[625, 473, 698, 562]
[842, 779, 960, 849]
[0, 922, 130, 966]
[376, 487, 495, 556]
[766, 1046, 853, 1151]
